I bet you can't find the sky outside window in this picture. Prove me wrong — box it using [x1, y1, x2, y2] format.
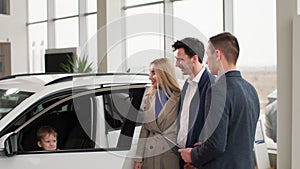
[125, 4, 164, 73]
[28, 0, 47, 22]
[234, 0, 276, 68]
[55, 0, 78, 18]
[55, 18, 79, 48]
[86, 0, 97, 13]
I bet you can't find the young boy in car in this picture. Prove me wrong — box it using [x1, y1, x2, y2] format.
[36, 125, 58, 151]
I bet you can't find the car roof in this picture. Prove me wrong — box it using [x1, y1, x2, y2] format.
[0, 73, 149, 93]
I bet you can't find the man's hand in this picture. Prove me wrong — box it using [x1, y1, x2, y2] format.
[193, 142, 202, 147]
[178, 148, 193, 163]
[184, 163, 198, 169]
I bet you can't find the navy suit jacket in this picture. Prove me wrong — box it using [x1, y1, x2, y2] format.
[191, 71, 260, 169]
[178, 68, 214, 169]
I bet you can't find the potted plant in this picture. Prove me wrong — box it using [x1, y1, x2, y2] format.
[60, 54, 93, 73]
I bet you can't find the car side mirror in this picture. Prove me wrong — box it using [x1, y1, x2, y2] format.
[2, 133, 18, 156]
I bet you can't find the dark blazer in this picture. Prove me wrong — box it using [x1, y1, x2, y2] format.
[178, 68, 214, 169]
[191, 71, 260, 169]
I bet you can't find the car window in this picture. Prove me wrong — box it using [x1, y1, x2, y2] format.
[94, 87, 145, 149]
[18, 97, 78, 151]
[0, 96, 68, 138]
[7, 85, 146, 154]
[0, 89, 32, 120]
[103, 93, 131, 131]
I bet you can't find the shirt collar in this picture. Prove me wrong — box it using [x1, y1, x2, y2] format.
[216, 69, 239, 81]
[188, 66, 205, 84]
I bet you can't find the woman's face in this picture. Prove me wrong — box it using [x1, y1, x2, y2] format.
[149, 64, 159, 88]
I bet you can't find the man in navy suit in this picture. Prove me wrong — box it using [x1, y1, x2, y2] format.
[178, 32, 260, 169]
[173, 37, 214, 169]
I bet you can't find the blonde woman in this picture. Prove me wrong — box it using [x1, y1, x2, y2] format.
[134, 58, 181, 169]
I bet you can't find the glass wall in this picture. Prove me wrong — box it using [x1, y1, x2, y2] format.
[123, 0, 224, 74]
[54, 0, 78, 18]
[28, 0, 47, 22]
[233, 0, 277, 150]
[125, 3, 164, 73]
[86, 0, 97, 13]
[174, 0, 223, 40]
[173, 0, 223, 77]
[55, 18, 79, 48]
[27, 0, 97, 73]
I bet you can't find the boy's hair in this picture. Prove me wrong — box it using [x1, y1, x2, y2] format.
[37, 125, 57, 141]
[172, 37, 205, 63]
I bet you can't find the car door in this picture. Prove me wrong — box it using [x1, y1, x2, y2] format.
[0, 84, 146, 169]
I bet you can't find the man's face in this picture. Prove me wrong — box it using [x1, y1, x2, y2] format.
[38, 134, 57, 151]
[174, 48, 193, 75]
[206, 43, 219, 75]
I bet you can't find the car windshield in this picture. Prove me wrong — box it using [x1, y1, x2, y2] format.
[0, 89, 33, 120]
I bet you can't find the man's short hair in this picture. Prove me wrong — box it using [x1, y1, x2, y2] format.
[209, 32, 240, 65]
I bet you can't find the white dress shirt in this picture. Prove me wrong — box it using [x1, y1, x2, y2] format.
[177, 67, 205, 148]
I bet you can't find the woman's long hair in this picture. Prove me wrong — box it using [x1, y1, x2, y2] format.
[146, 58, 180, 98]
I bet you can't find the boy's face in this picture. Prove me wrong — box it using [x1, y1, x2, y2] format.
[37, 134, 57, 151]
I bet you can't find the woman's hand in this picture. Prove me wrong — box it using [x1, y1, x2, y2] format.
[193, 142, 202, 147]
[134, 161, 142, 169]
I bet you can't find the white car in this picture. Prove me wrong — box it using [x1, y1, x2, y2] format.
[0, 73, 150, 169]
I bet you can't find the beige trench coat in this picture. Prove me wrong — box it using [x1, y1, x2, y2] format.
[135, 91, 180, 169]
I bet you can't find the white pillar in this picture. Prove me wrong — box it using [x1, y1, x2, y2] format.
[292, 16, 300, 169]
[97, 0, 107, 72]
[164, 0, 174, 63]
[47, 0, 55, 48]
[223, 0, 234, 32]
[276, 0, 297, 168]
[79, 0, 87, 48]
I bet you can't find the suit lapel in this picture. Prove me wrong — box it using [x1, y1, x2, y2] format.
[186, 69, 210, 146]
[198, 69, 209, 90]
[188, 69, 209, 126]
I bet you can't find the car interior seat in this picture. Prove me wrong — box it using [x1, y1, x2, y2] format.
[63, 96, 95, 149]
